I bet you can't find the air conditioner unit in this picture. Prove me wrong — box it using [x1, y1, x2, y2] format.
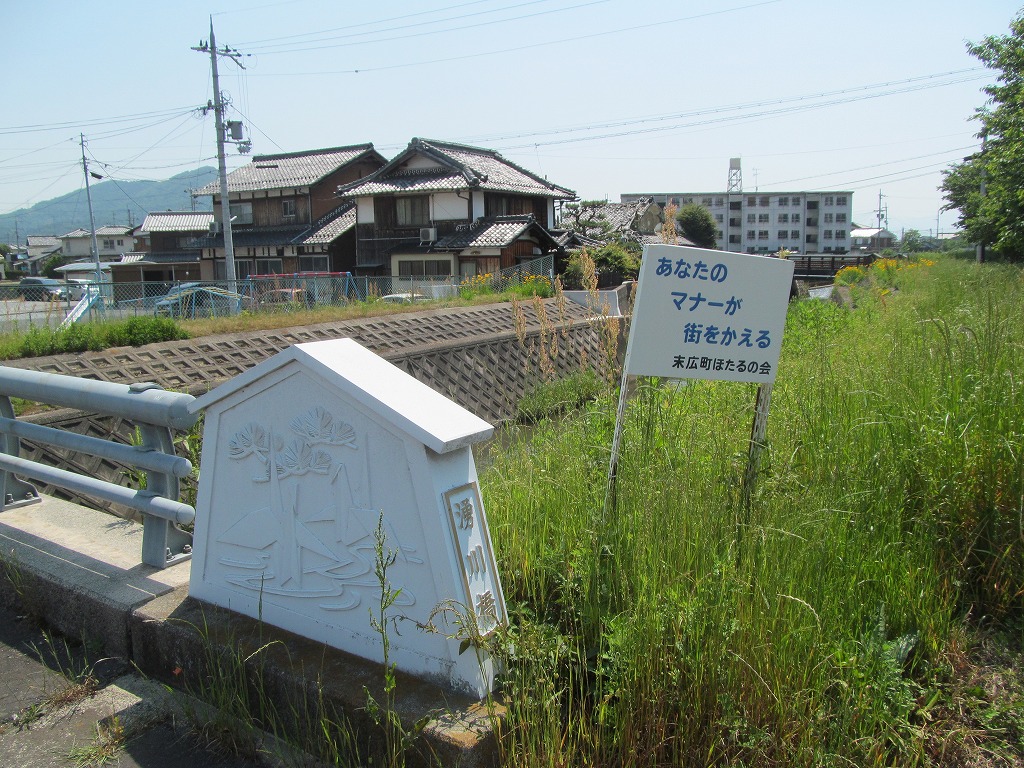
[419, 227, 437, 243]
[209, 221, 222, 235]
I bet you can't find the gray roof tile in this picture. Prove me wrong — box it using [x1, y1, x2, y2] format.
[340, 138, 575, 199]
[197, 145, 379, 195]
[294, 203, 357, 245]
[141, 211, 215, 233]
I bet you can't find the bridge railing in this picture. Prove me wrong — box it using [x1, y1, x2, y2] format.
[0, 368, 199, 569]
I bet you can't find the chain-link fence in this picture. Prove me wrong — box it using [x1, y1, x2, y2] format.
[1, 255, 556, 327]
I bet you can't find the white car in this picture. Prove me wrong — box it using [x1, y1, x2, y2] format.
[65, 279, 94, 301]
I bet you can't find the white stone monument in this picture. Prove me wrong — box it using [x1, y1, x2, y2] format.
[188, 339, 506, 697]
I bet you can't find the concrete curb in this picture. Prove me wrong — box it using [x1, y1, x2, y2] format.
[0, 496, 502, 766]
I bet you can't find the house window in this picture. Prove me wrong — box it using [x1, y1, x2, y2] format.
[218, 258, 282, 280]
[824, 195, 834, 206]
[836, 196, 847, 205]
[778, 230, 788, 239]
[791, 230, 800, 239]
[747, 196, 757, 206]
[824, 230, 833, 239]
[300, 255, 329, 272]
[746, 230, 756, 239]
[747, 213, 756, 223]
[793, 213, 801, 223]
[758, 196, 768, 206]
[229, 202, 253, 225]
[397, 258, 452, 276]
[714, 214, 724, 223]
[701, 197, 712, 206]
[729, 234, 741, 244]
[824, 213, 834, 224]
[102, 239, 114, 249]
[758, 213, 769, 223]
[835, 230, 846, 239]
[836, 213, 847, 223]
[758, 230, 769, 240]
[778, 197, 789, 206]
[396, 196, 430, 226]
[792, 196, 801, 205]
[806, 201, 818, 210]
[715, 197, 724, 206]
[282, 199, 296, 219]
[116, 239, 124, 246]
[778, 213, 789, 223]
[729, 201, 741, 210]
[806, 234, 818, 243]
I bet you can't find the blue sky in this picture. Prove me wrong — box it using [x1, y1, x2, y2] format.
[3, 0, 1021, 239]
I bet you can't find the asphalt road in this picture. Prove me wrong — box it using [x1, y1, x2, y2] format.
[0, 604, 270, 768]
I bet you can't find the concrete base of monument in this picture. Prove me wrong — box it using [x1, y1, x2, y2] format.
[0, 495, 503, 767]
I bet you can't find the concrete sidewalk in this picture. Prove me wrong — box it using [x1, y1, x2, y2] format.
[0, 496, 500, 767]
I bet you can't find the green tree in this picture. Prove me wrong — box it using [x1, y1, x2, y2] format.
[674, 203, 718, 249]
[899, 229, 926, 253]
[41, 254, 69, 278]
[941, 11, 1024, 261]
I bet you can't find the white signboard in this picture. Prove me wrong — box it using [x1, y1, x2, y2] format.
[625, 245, 794, 383]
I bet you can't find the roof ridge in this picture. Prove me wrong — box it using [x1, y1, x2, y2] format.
[251, 144, 375, 163]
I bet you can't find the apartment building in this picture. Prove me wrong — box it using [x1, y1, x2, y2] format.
[620, 191, 854, 254]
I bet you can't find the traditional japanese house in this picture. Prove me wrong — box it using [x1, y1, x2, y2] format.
[192, 145, 387, 279]
[337, 138, 576, 278]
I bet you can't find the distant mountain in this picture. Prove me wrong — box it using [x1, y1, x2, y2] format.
[0, 167, 218, 245]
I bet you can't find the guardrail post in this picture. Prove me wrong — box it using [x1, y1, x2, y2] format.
[0, 396, 41, 510]
[133, 398, 193, 568]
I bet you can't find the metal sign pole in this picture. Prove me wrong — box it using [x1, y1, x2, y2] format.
[741, 382, 773, 514]
[602, 367, 633, 523]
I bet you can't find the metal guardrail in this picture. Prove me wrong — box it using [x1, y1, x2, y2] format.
[0, 368, 199, 569]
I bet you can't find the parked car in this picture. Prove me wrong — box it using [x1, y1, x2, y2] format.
[153, 283, 250, 318]
[65, 279, 94, 301]
[379, 292, 428, 304]
[18, 277, 68, 301]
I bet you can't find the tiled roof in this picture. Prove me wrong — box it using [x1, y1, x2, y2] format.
[26, 236, 60, 247]
[141, 211, 215, 233]
[434, 215, 560, 251]
[340, 137, 575, 199]
[294, 203, 357, 245]
[196, 145, 380, 195]
[60, 225, 132, 238]
[190, 225, 307, 249]
[339, 170, 467, 196]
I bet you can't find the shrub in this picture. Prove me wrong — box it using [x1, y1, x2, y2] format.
[0, 316, 189, 360]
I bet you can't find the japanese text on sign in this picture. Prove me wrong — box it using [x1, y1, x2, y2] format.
[624, 245, 794, 383]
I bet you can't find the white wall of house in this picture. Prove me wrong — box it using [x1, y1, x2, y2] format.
[471, 191, 485, 221]
[357, 197, 375, 224]
[432, 192, 469, 221]
[405, 155, 442, 171]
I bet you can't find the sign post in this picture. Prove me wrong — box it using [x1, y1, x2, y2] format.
[605, 245, 794, 517]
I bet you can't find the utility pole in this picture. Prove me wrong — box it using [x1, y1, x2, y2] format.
[192, 19, 247, 293]
[977, 133, 987, 264]
[80, 134, 102, 292]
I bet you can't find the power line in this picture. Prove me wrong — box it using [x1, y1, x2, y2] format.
[238, 0, 510, 46]
[0, 107, 200, 136]
[243, 0, 587, 53]
[489, 73, 986, 150]
[244, 0, 782, 74]
[464, 68, 983, 147]
[761, 146, 977, 187]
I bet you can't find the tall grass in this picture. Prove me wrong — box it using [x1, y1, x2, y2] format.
[481, 255, 1023, 766]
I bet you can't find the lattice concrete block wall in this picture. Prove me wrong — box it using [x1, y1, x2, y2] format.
[11, 302, 621, 515]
